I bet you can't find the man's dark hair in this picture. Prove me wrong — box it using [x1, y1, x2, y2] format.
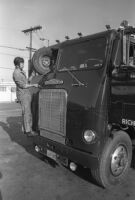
[14, 57, 24, 66]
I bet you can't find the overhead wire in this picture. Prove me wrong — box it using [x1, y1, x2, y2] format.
[0, 67, 14, 70]
[0, 52, 28, 58]
[33, 33, 42, 46]
[39, 29, 49, 46]
[0, 45, 27, 51]
[0, 27, 21, 31]
[34, 31, 46, 47]
[36, 30, 49, 46]
[35, 31, 42, 40]
[39, 29, 45, 38]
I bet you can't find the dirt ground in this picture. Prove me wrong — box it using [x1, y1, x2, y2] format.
[0, 103, 135, 200]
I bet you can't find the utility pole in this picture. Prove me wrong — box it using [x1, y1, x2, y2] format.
[22, 25, 42, 60]
[22, 25, 42, 76]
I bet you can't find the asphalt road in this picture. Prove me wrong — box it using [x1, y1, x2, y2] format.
[0, 102, 135, 200]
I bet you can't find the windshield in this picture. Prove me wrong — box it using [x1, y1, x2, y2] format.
[58, 37, 107, 71]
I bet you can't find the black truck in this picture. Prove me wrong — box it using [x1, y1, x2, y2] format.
[30, 21, 135, 188]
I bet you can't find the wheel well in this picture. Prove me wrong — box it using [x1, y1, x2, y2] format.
[111, 123, 135, 141]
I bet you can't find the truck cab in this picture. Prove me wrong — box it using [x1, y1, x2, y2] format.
[31, 22, 135, 188]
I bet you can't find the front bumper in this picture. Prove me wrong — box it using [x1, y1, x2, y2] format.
[33, 136, 99, 170]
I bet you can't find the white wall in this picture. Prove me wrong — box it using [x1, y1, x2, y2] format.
[0, 83, 16, 102]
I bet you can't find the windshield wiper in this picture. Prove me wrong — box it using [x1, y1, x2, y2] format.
[62, 67, 85, 87]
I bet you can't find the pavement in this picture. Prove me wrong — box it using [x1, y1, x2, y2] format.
[0, 102, 135, 200]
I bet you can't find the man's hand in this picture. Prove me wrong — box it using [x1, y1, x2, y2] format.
[31, 71, 36, 77]
[28, 71, 36, 82]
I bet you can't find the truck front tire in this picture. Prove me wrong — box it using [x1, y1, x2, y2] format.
[91, 131, 132, 188]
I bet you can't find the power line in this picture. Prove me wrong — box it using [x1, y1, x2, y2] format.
[40, 28, 46, 38]
[35, 31, 49, 46]
[26, 47, 36, 52]
[39, 29, 45, 38]
[32, 34, 42, 46]
[0, 45, 27, 51]
[35, 31, 45, 46]
[35, 31, 42, 40]
[40, 38, 49, 47]
[0, 27, 21, 31]
[0, 52, 28, 58]
[0, 67, 13, 70]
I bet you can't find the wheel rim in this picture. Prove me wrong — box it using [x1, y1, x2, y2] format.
[39, 56, 50, 69]
[111, 145, 128, 176]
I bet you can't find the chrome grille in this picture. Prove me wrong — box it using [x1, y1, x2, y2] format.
[39, 89, 67, 136]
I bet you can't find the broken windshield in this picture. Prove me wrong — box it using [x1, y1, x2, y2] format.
[58, 37, 107, 71]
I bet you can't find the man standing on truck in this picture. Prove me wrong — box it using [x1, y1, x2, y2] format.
[13, 57, 39, 137]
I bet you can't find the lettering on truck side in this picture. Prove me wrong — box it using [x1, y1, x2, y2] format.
[122, 118, 135, 126]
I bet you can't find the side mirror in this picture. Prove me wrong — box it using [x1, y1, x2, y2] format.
[112, 65, 135, 81]
[112, 69, 126, 80]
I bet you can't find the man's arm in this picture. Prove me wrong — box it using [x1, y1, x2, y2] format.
[28, 71, 36, 82]
[13, 72, 38, 88]
[24, 83, 38, 88]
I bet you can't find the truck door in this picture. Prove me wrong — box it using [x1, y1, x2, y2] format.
[111, 33, 135, 125]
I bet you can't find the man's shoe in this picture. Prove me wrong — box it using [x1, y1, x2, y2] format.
[26, 131, 38, 137]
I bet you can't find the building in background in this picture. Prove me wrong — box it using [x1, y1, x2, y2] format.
[0, 81, 16, 102]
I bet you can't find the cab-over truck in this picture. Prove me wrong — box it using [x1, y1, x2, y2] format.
[30, 21, 135, 188]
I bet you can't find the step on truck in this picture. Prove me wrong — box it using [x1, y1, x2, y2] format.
[30, 20, 135, 188]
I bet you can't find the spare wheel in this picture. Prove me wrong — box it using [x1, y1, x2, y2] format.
[32, 47, 52, 75]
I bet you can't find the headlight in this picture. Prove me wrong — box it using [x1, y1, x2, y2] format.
[83, 130, 96, 143]
[130, 72, 135, 79]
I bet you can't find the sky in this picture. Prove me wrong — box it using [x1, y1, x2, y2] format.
[0, 0, 135, 81]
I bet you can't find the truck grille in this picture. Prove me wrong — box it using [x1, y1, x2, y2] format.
[39, 89, 67, 137]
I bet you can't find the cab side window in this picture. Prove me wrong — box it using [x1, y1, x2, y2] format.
[111, 38, 122, 77]
[111, 37, 122, 68]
